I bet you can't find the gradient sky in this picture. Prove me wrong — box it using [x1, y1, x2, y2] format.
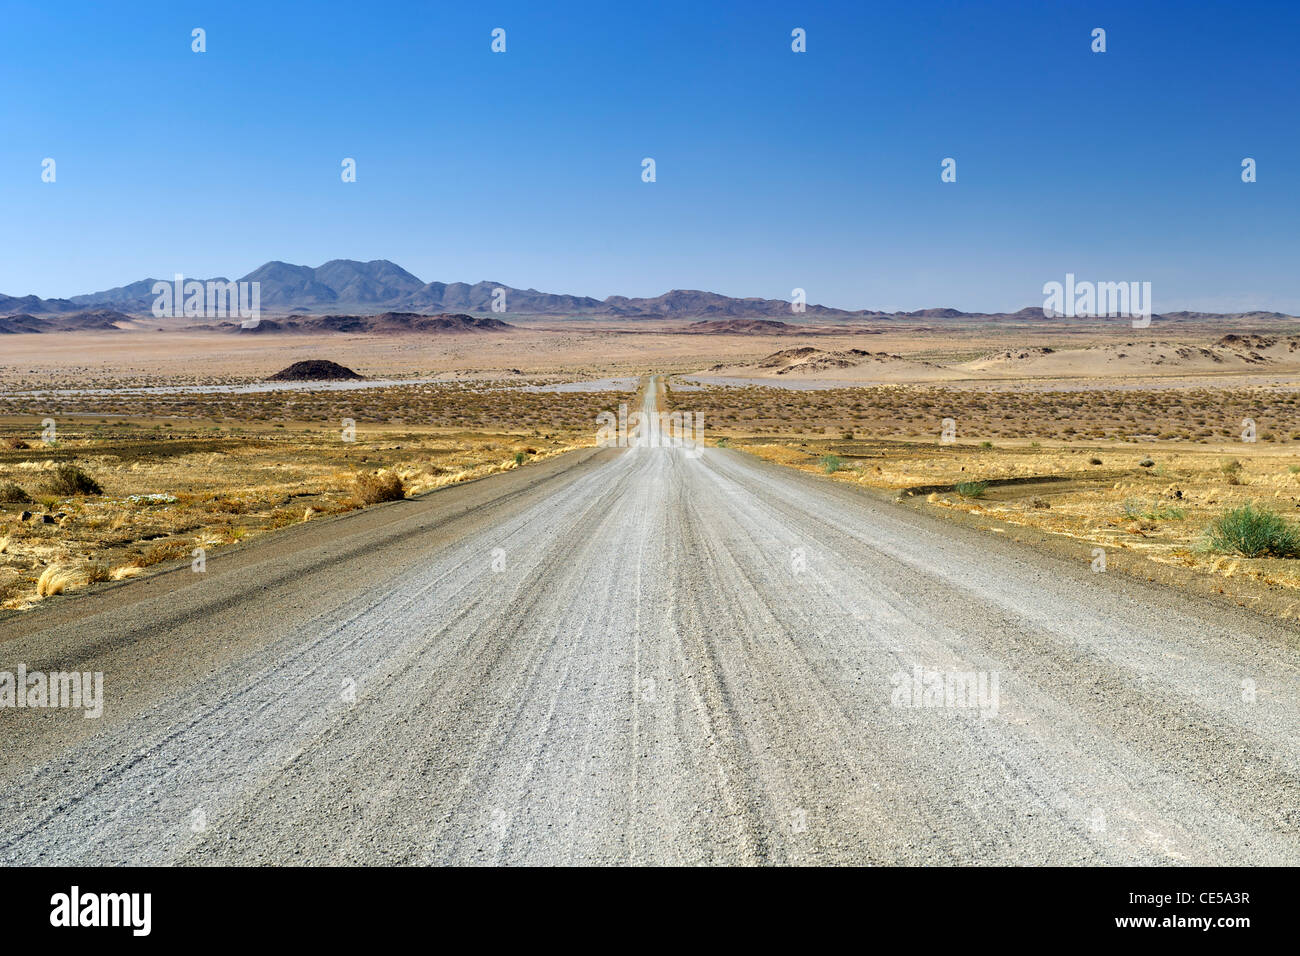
[2, 0, 1297, 312]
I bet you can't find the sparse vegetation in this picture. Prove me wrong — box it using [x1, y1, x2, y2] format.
[352, 471, 406, 505]
[718, 422, 1300, 610]
[1204, 503, 1300, 558]
[132, 539, 195, 569]
[955, 480, 989, 499]
[36, 565, 80, 598]
[1123, 498, 1186, 521]
[0, 481, 32, 504]
[44, 464, 103, 496]
[3, 327, 1300, 619]
[0, 395, 590, 610]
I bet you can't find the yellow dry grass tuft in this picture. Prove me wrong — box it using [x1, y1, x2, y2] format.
[36, 565, 83, 598]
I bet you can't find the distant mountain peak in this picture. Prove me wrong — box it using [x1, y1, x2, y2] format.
[2, 260, 1296, 323]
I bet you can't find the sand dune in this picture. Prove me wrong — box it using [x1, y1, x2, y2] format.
[961, 336, 1300, 376]
[705, 346, 962, 382]
[694, 334, 1300, 387]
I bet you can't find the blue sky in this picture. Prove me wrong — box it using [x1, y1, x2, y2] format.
[2, 0, 1297, 312]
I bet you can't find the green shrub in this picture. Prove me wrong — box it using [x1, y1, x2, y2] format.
[955, 480, 989, 499]
[820, 454, 843, 474]
[1204, 503, 1300, 558]
[45, 464, 102, 496]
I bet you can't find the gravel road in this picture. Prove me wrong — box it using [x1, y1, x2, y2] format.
[1, 385, 1297, 865]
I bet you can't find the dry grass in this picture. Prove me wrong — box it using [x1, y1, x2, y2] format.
[666, 379, 1300, 608]
[0, 481, 31, 503]
[0, 395, 595, 611]
[352, 471, 405, 505]
[44, 464, 103, 496]
[665, 381, 1300, 444]
[36, 565, 82, 598]
[0, 379, 624, 433]
[732, 431, 1300, 607]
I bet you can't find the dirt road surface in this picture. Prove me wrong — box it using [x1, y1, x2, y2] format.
[2, 386, 1297, 865]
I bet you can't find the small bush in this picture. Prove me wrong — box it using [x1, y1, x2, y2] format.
[820, 454, 843, 474]
[36, 565, 81, 598]
[979, 441, 993, 450]
[266, 508, 301, 530]
[514, 451, 527, 466]
[44, 464, 102, 496]
[1220, 458, 1243, 481]
[955, 480, 989, 499]
[353, 471, 405, 505]
[208, 496, 249, 515]
[1088, 457, 1103, 466]
[133, 539, 193, 568]
[1204, 503, 1300, 558]
[0, 481, 32, 504]
[1123, 498, 1185, 521]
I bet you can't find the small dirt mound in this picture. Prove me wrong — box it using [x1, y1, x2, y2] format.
[267, 360, 364, 382]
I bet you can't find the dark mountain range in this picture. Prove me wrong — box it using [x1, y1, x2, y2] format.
[681, 319, 803, 334]
[198, 312, 516, 335]
[0, 313, 51, 334]
[0, 309, 133, 333]
[0, 259, 952, 318]
[0, 294, 78, 315]
[3, 259, 1296, 325]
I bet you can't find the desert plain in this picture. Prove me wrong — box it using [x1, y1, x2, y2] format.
[1, 312, 1299, 622]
